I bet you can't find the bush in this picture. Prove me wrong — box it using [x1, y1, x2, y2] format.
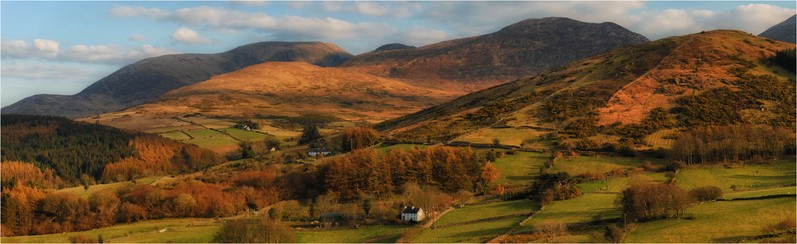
[605, 224, 625, 243]
[689, 186, 722, 202]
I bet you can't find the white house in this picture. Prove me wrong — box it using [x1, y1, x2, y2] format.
[400, 206, 425, 222]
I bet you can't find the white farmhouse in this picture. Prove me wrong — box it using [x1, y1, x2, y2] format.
[400, 206, 425, 222]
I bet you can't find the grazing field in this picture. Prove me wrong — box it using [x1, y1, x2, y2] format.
[625, 197, 797, 242]
[491, 152, 548, 184]
[434, 199, 539, 227]
[549, 155, 646, 176]
[576, 173, 668, 192]
[523, 193, 620, 227]
[452, 127, 547, 147]
[218, 127, 273, 141]
[183, 129, 241, 150]
[294, 225, 407, 243]
[724, 186, 797, 199]
[160, 130, 192, 140]
[256, 124, 302, 139]
[55, 176, 162, 199]
[1, 218, 219, 243]
[413, 216, 527, 243]
[376, 143, 427, 153]
[675, 160, 796, 191]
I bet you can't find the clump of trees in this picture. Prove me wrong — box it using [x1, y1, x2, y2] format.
[771, 49, 795, 72]
[213, 218, 294, 243]
[669, 125, 795, 164]
[530, 172, 582, 205]
[340, 127, 379, 152]
[298, 124, 322, 145]
[620, 183, 690, 222]
[321, 146, 496, 200]
[689, 186, 722, 202]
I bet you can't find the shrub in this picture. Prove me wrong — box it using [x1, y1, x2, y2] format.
[762, 218, 797, 235]
[605, 224, 625, 243]
[213, 218, 294, 243]
[689, 186, 722, 202]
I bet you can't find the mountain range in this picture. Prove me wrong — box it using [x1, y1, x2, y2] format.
[3, 17, 648, 122]
[2, 42, 353, 118]
[341, 17, 649, 93]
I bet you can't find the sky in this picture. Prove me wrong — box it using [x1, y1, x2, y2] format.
[1, 1, 795, 106]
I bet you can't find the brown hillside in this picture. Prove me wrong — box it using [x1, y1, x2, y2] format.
[342, 17, 649, 94]
[378, 30, 795, 148]
[88, 62, 456, 131]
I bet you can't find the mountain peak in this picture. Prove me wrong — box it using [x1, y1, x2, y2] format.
[374, 43, 416, 52]
[759, 14, 796, 43]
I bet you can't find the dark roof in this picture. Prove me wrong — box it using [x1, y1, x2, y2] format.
[401, 206, 421, 214]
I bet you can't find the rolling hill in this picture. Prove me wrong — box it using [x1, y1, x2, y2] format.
[341, 17, 650, 93]
[2, 42, 353, 118]
[759, 15, 796, 43]
[377, 30, 796, 148]
[87, 62, 457, 132]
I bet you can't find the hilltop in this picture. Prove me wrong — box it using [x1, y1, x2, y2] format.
[760, 15, 796, 43]
[87, 62, 456, 132]
[378, 30, 795, 149]
[342, 17, 649, 93]
[2, 42, 353, 118]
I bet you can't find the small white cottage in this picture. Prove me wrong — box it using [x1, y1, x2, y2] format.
[308, 148, 332, 157]
[400, 206, 425, 222]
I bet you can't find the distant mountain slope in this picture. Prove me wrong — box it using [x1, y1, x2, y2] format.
[342, 17, 650, 93]
[2, 42, 353, 118]
[378, 30, 795, 147]
[759, 15, 796, 43]
[89, 62, 456, 131]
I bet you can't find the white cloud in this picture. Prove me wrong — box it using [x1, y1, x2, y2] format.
[1, 63, 99, 81]
[128, 34, 147, 41]
[170, 27, 213, 44]
[402, 27, 449, 46]
[231, 1, 269, 7]
[355, 2, 389, 16]
[1, 39, 179, 64]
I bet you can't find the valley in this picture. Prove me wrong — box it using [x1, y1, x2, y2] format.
[1, 10, 796, 244]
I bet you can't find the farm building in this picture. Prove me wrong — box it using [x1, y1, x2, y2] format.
[308, 148, 332, 157]
[400, 206, 425, 222]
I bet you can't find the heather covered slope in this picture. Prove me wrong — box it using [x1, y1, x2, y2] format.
[2, 42, 353, 118]
[759, 15, 796, 43]
[378, 30, 796, 147]
[88, 62, 456, 132]
[342, 17, 649, 93]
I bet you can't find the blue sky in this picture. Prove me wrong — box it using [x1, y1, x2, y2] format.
[2, 1, 795, 106]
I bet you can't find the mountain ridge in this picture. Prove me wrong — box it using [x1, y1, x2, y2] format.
[759, 15, 796, 43]
[342, 17, 650, 93]
[3, 42, 353, 118]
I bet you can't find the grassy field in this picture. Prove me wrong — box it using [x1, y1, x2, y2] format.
[1, 218, 219, 243]
[160, 131, 193, 141]
[452, 128, 547, 147]
[576, 173, 668, 193]
[491, 152, 548, 184]
[523, 193, 621, 227]
[413, 216, 527, 243]
[625, 197, 797, 242]
[549, 155, 647, 176]
[56, 176, 161, 199]
[218, 127, 273, 142]
[434, 199, 539, 227]
[724, 186, 797, 199]
[375, 143, 427, 153]
[294, 225, 407, 243]
[183, 129, 241, 150]
[675, 160, 796, 191]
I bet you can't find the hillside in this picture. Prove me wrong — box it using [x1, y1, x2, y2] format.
[378, 30, 796, 149]
[0, 114, 220, 182]
[760, 15, 796, 43]
[86, 62, 456, 132]
[342, 17, 649, 93]
[2, 42, 353, 118]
